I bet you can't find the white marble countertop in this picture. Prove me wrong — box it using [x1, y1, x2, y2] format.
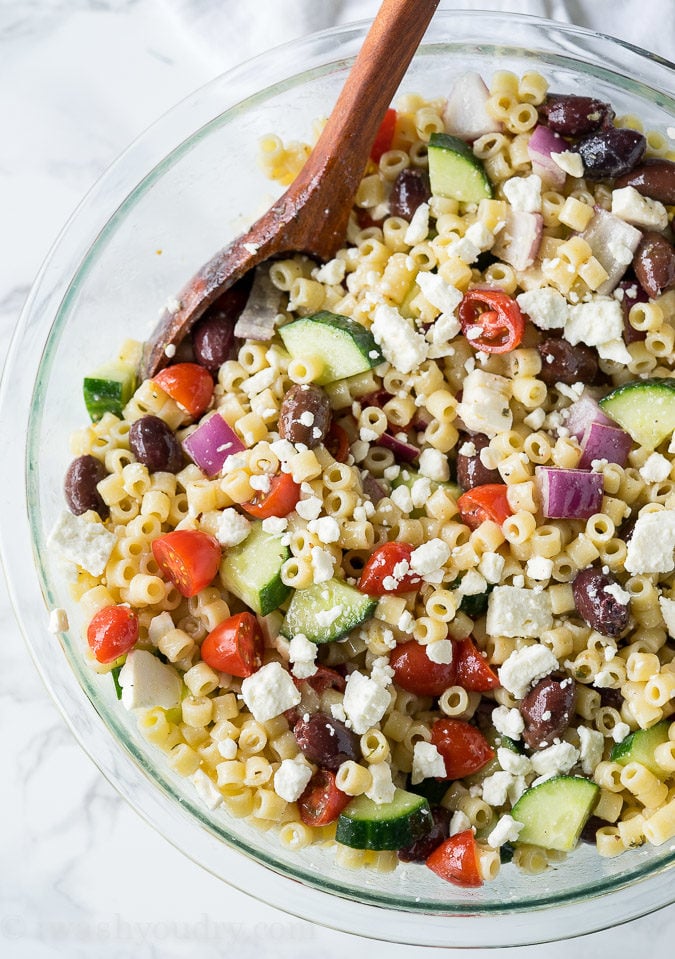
[1, 2, 674, 956]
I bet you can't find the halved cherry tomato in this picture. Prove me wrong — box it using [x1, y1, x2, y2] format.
[293, 665, 347, 694]
[430, 718, 495, 780]
[87, 604, 138, 664]
[457, 483, 512, 530]
[454, 636, 501, 691]
[152, 363, 214, 418]
[370, 107, 397, 163]
[298, 769, 351, 827]
[200, 612, 263, 677]
[458, 289, 525, 353]
[152, 529, 221, 597]
[358, 542, 423, 595]
[240, 472, 301, 519]
[324, 422, 351, 463]
[426, 830, 482, 887]
[390, 640, 457, 697]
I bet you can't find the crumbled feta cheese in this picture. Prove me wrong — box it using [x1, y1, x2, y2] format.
[551, 150, 584, 177]
[426, 639, 454, 664]
[481, 770, 514, 806]
[497, 747, 532, 776]
[457, 369, 512, 437]
[191, 769, 223, 810]
[384, 464, 401, 481]
[426, 311, 463, 358]
[288, 633, 318, 679]
[487, 586, 553, 640]
[48, 608, 69, 633]
[307, 516, 341, 544]
[371, 304, 428, 374]
[215, 508, 251, 547]
[365, 761, 396, 804]
[447, 234, 481, 264]
[464, 221, 494, 251]
[611, 722, 631, 743]
[411, 741, 446, 784]
[240, 662, 301, 723]
[487, 814, 524, 848]
[659, 595, 675, 638]
[498, 644, 559, 699]
[410, 538, 451, 578]
[249, 473, 272, 493]
[611, 186, 668, 232]
[315, 606, 344, 630]
[416, 270, 463, 317]
[418, 448, 450, 483]
[295, 495, 323, 521]
[478, 551, 506, 585]
[503, 174, 542, 213]
[313, 258, 346, 285]
[310, 546, 336, 584]
[492, 705, 525, 740]
[449, 810, 472, 836]
[516, 288, 568, 330]
[391, 484, 414, 514]
[526, 556, 554, 581]
[262, 515, 288, 535]
[625, 511, 675, 574]
[119, 649, 182, 711]
[274, 756, 313, 802]
[343, 670, 391, 734]
[639, 452, 671, 484]
[404, 201, 430, 245]
[604, 582, 631, 606]
[459, 440, 477, 457]
[47, 510, 116, 577]
[523, 407, 546, 431]
[410, 477, 432, 509]
[398, 610, 415, 633]
[530, 741, 580, 779]
[217, 737, 238, 760]
[578, 726, 604, 776]
[564, 297, 623, 349]
[458, 569, 487, 596]
[299, 410, 315, 428]
[596, 338, 632, 365]
[370, 656, 395, 689]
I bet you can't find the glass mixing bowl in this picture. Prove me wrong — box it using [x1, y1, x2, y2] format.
[2, 10, 674, 947]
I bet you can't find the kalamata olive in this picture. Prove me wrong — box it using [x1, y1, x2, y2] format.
[292, 713, 359, 771]
[64, 455, 110, 519]
[278, 384, 332, 448]
[599, 687, 624, 711]
[520, 674, 576, 750]
[616, 277, 648, 344]
[633, 231, 675, 299]
[191, 282, 250, 372]
[579, 815, 606, 845]
[571, 128, 646, 180]
[615, 158, 675, 206]
[538, 93, 614, 136]
[456, 433, 501, 490]
[129, 415, 183, 473]
[397, 806, 450, 862]
[389, 168, 431, 220]
[572, 567, 630, 637]
[537, 337, 598, 386]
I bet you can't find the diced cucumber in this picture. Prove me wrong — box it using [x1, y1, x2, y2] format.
[280, 577, 377, 643]
[599, 378, 675, 449]
[83, 359, 137, 421]
[459, 585, 494, 618]
[278, 311, 382, 385]
[428, 132, 493, 203]
[407, 775, 449, 806]
[220, 521, 291, 616]
[111, 664, 124, 700]
[610, 719, 670, 779]
[336, 788, 432, 850]
[511, 775, 599, 852]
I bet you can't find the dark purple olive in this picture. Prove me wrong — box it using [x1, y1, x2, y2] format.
[616, 277, 648, 344]
[64, 455, 109, 519]
[397, 806, 450, 862]
[278, 384, 332, 449]
[571, 128, 646, 180]
[538, 93, 614, 136]
[389, 168, 431, 220]
[191, 282, 250, 373]
[520, 674, 576, 750]
[599, 687, 624, 711]
[456, 433, 501, 490]
[579, 815, 606, 845]
[292, 713, 359, 771]
[615, 158, 675, 206]
[572, 567, 630, 637]
[618, 516, 637, 544]
[633, 231, 675, 299]
[129, 415, 183, 473]
[537, 337, 598, 386]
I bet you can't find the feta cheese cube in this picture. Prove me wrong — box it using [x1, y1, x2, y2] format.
[365, 761, 396, 804]
[190, 769, 223, 810]
[274, 756, 313, 802]
[449, 810, 472, 836]
[503, 174, 542, 213]
[481, 770, 514, 806]
[371, 304, 429, 374]
[526, 556, 554, 581]
[611, 721, 631, 743]
[487, 814, 524, 847]
[611, 186, 668, 231]
[478, 551, 506, 584]
[411, 741, 446, 784]
[516, 288, 568, 330]
[240, 662, 301, 723]
[215, 508, 251, 547]
[47, 510, 116, 577]
[486, 586, 553, 639]
[118, 649, 182, 711]
[418, 448, 450, 483]
[307, 516, 341, 544]
[492, 705, 525, 740]
[530, 741, 579, 779]
[410, 538, 451, 578]
[625, 511, 675, 574]
[564, 297, 623, 349]
[498, 644, 559, 700]
[578, 726, 604, 776]
[551, 150, 584, 178]
[496, 747, 532, 776]
[343, 670, 391, 734]
[457, 369, 512, 437]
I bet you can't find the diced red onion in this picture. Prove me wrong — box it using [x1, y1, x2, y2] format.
[182, 413, 246, 477]
[580, 209, 642, 295]
[578, 421, 632, 470]
[564, 392, 614, 440]
[491, 211, 543, 271]
[233, 268, 282, 341]
[442, 71, 503, 141]
[376, 432, 420, 463]
[536, 466, 604, 519]
[527, 125, 567, 189]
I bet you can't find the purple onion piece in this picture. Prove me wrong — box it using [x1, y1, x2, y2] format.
[535, 466, 604, 519]
[182, 413, 246, 477]
[564, 392, 614, 441]
[442, 71, 502, 141]
[361, 471, 387, 504]
[376, 432, 420, 463]
[578, 421, 632, 470]
[491, 210, 543, 271]
[527, 125, 567, 189]
[233, 268, 282, 341]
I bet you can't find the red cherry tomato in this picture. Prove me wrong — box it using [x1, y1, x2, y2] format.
[298, 769, 351, 827]
[200, 612, 264, 677]
[430, 718, 495, 780]
[390, 640, 457, 697]
[324, 422, 351, 463]
[457, 484, 512, 530]
[454, 636, 501, 691]
[87, 604, 138, 664]
[458, 289, 525, 353]
[152, 363, 214, 418]
[240, 472, 301, 519]
[426, 830, 482, 887]
[358, 542, 423, 595]
[293, 665, 347, 694]
[370, 108, 397, 163]
[152, 529, 221, 597]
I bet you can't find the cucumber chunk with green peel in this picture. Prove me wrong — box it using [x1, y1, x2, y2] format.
[278, 311, 382, 385]
[512, 775, 599, 851]
[83, 360, 137, 421]
[610, 719, 670, 778]
[428, 132, 493, 203]
[336, 788, 432, 850]
[599, 378, 675, 449]
[220, 521, 291, 616]
[281, 577, 377, 643]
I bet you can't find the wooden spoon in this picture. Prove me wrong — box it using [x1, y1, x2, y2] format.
[143, 0, 440, 377]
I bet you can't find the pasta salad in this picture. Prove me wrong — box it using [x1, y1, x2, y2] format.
[49, 68, 675, 887]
